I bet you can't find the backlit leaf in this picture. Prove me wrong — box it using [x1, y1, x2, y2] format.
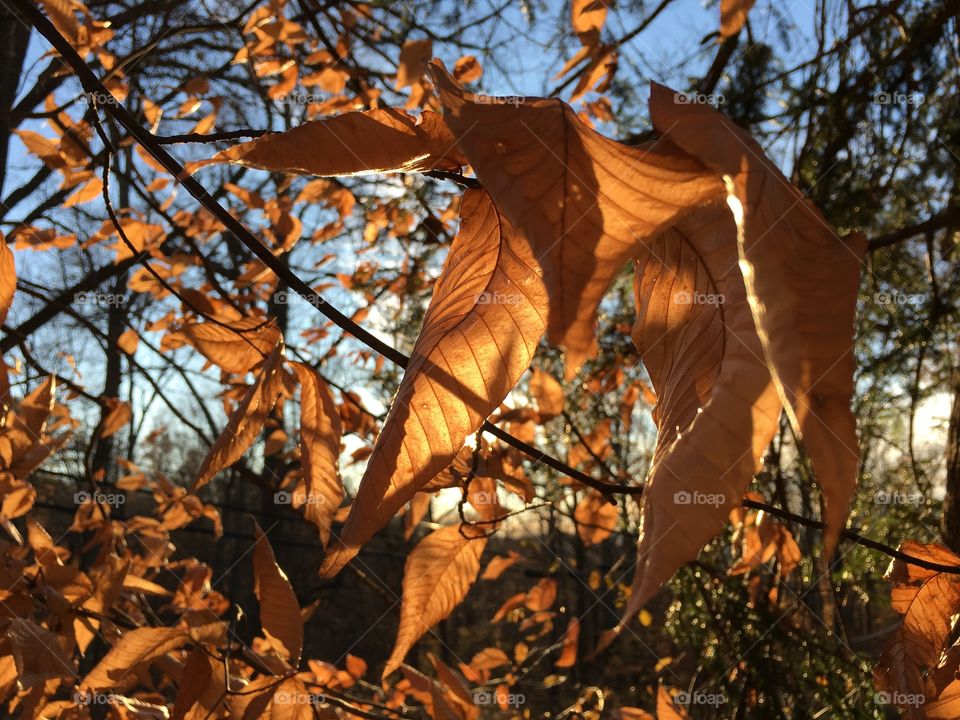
[320, 189, 546, 576]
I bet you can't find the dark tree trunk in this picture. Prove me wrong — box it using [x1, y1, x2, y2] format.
[0, 7, 30, 197]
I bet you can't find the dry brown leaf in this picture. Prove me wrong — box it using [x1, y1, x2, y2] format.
[209, 108, 465, 175]
[874, 543, 960, 717]
[481, 551, 521, 580]
[720, 0, 756, 36]
[172, 647, 225, 720]
[656, 686, 691, 719]
[182, 317, 281, 375]
[525, 577, 557, 611]
[0, 233, 14, 326]
[554, 618, 580, 668]
[320, 189, 546, 577]
[453, 55, 482, 83]
[529, 367, 564, 419]
[572, 0, 608, 42]
[194, 344, 283, 490]
[117, 328, 139, 355]
[574, 490, 619, 545]
[431, 60, 723, 376]
[650, 82, 866, 559]
[620, 205, 780, 626]
[99, 397, 132, 438]
[7, 618, 76, 685]
[252, 520, 303, 665]
[397, 39, 433, 89]
[470, 647, 510, 673]
[290, 362, 343, 548]
[82, 626, 190, 690]
[383, 523, 487, 679]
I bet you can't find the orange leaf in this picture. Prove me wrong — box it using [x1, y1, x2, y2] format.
[453, 55, 482, 83]
[529, 367, 564, 419]
[383, 523, 487, 679]
[574, 491, 618, 545]
[208, 108, 466, 175]
[650, 82, 866, 558]
[117, 328, 139, 355]
[431, 60, 723, 376]
[0, 233, 14, 326]
[99, 397, 132, 438]
[720, 0, 756, 36]
[82, 626, 190, 690]
[554, 618, 580, 668]
[525, 578, 557, 611]
[481, 551, 521, 580]
[290, 363, 343, 548]
[182, 317, 281, 375]
[252, 520, 303, 665]
[620, 205, 780, 625]
[194, 344, 283, 490]
[320, 189, 546, 576]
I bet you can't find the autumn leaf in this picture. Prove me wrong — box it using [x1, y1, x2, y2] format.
[554, 618, 580, 668]
[530, 367, 564, 419]
[613, 205, 781, 628]
[453, 55, 482, 83]
[383, 523, 488, 679]
[525, 578, 557, 611]
[117, 328, 139, 355]
[182, 316, 281, 375]
[320, 189, 546, 577]
[208, 108, 466, 176]
[574, 490, 619, 545]
[0, 233, 14, 326]
[99, 397, 132, 438]
[7, 617, 77, 685]
[252, 520, 303, 665]
[657, 686, 691, 719]
[290, 362, 343, 548]
[649, 82, 866, 559]
[481, 551, 521, 580]
[431, 60, 723, 376]
[82, 626, 191, 690]
[874, 542, 960, 717]
[571, 0, 609, 43]
[194, 343, 284, 490]
[720, 0, 756, 36]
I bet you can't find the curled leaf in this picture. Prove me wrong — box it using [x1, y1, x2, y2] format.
[650, 82, 866, 558]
